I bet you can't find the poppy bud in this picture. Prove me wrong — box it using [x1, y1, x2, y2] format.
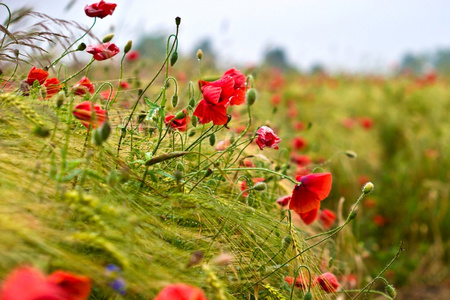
[100, 121, 111, 142]
[385, 284, 396, 298]
[174, 110, 186, 120]
[174, 170, 183, 183]
[204, 169, 213, 177]
[191, 115, 198, 127]
[124, 40, 132, 54]
[253, 182, 267, 191]
[349, 211, 357, 220]
[197, 49, 203, 60]
[92, 129, 103, 146]
[303, 291, 312, 300]
[102, 33, 114, 43]
[171, 94, 178, 108]
[363, 182, 374, 194]
[175, 163, 185, 172]
[345, 150, 357, 158]
[188, 130, 196, 137]
[56, 90, 65, 108]
[14, 49, 19, 58]
[188, 98, 195, 107]
[77, 43, 87, 51]
[209, 133, 216, 146]
[170, 51, 178, 66]
[175, 16, 181, 26]
[246, 88, 257, 105]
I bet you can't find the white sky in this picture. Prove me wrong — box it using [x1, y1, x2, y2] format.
[5, 0, 450, 72]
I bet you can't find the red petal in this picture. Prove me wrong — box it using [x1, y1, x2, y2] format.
[47, 271, 91, 300]
[300, 207, 319, 225]
[230, 88, 246, 106]
[289, 184, 321, 214]
[202, 85, 222, 105]
[300, 173, 332, 201]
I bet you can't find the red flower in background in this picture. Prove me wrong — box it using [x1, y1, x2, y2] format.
[72, 101, 107, 129]
[276, 195, 291, 207]
[271, 94, 282, 105]
[154, 283, 207, 300]
[316, 272, 340, 293]
[291, 154, 312, 167]
[241, 178, 265, 197]
[72, 77, 95, 96]
[359, 117, 373, 129]
[100, 89, 116, 100]
[373, 214, 386, 226]
[125, 50, 140, 62]
[292, 137, 307, 151]
[289, 173, 332, 221]
[86, 42, 120, 61]
[284, 275, 317, 289]
[84, 0, 117, 19]
[27, 66, 48, 85]
[43, 77, 61, 99]
[256, 126, 281, 150]
[165, 109, 190, 132]
[0, 266, 91, 300]
[319, 209, 336, 229]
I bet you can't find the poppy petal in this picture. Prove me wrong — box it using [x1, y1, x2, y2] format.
[300, 173, 332, 201]
[300, 207, 319, 225]
[290, 184, 321, 214]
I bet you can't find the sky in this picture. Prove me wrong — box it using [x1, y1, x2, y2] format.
[4, 0, 450, 72]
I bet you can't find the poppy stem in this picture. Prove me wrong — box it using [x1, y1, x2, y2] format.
[60, 59, 95, 85]
[218, 167, 298, 185]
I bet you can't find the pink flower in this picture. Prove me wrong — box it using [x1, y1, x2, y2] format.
[86, 42, 120, 61]
[255, 126, 281, 150]
[316, 272, 340, 292]
[84, 1, 117, 19]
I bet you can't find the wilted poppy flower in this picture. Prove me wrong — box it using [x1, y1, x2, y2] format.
[276, 195, 291, 207]
[0, 266, 91, 300]
[165, 109, 190, 132]
[289, 173, 332, 217]
[27, 66, 48, 85]
[86, 42, 120, 61]
[316, 272, 340, 292]
[319, 209, 336, 229]
[154, 283, 207, 300]
[194, 76, 234, 125]
[84, 0, 117, 18]
[73, 101, 107, 129]
[255, 126, 281, 150]
[241, 178, 265, 197]
[72, 76, 95, 96]
[43, 77, 61, 99]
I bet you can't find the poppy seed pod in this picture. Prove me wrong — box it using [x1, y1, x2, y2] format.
[124, 40, 132, 54]
[175, 16, 181, 26]
[77, 43, 87, 51]
[102, 33, 114, 43]
[246, 88, 257, 105]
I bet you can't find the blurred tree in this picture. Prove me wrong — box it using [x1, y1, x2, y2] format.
[433, 49, 450, 76]
[135, 34, 167, 62]
[399, 53, 426, 75]
[263, 47, 290, 70]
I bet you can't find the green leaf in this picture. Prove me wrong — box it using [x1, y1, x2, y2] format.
[145, 98, 161, 120]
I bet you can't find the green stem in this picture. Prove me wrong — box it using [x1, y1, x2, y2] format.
[0, 3, 12, 50]
[61, 58, 95, 85]
[218, 167, 298, 184]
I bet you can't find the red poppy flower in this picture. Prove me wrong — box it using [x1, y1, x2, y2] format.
[72, 101, 107, 129]
[154, 283, 207, 300]
[165, 109, 190, 132]
[241, 178, 265, 197]
[299, 207, 319, 225]
[72, 77, 95, 96]
[27, 66, 48, 85]
[271, 94, 281, 105]
[284, 275, 316, 289]
[291, 154, 312, 167]
[255, 126, 281, 150]
[289, 173, 332, 216]
[276, 195, 291, 207]
[292, 137, 307, 151]
[319, 209, 336, 229]
[223, 68, 246, 106]
[359, 117, 373, 129]
[44, 77, 61, 99]
[86, 42, 120, 61]
[120, 81, 130, 89]
[373, 214, 385, 227]
[194, 76, 234, 125]
[316, 272, 340, 292]
[84, 1, 117, 19]
[100, 89, 116, 100]
[0, 266, 91, 300]
[46, 271, 91, 300]
[125, 50, 140, 62]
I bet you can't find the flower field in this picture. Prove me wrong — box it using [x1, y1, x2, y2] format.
[0, 1, 449, 299]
